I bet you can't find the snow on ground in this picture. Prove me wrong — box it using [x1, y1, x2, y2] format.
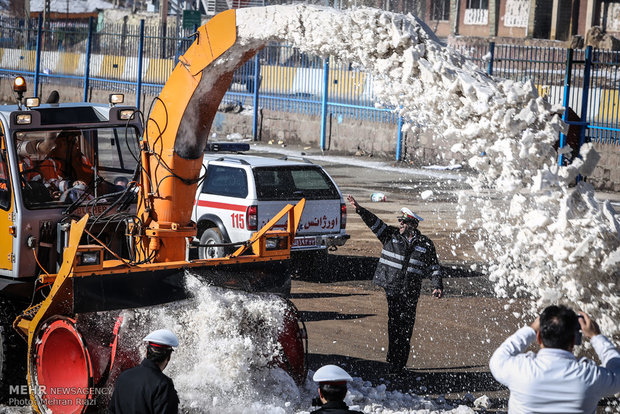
[250, 143, 466, 182]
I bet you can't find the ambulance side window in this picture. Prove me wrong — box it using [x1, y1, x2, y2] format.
[202, 165, 248, 198]
[0, 148, 10, 210]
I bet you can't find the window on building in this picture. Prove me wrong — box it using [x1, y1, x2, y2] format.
[467, 0, 488, 9]
[431, 0, 450, 20]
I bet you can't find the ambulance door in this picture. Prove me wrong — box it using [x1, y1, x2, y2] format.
[0, 130, 14, 272]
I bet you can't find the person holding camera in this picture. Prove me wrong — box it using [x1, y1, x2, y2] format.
[311, 365, 363, 414]
[489, 305, 620, 413]
[347, 195, 443, 374]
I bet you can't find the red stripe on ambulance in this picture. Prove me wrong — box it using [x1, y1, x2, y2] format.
[196, 199, 247, 212]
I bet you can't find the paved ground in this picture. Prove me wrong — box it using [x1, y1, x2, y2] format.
[252, 142, 620, 411]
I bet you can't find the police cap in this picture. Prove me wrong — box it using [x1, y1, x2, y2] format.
[143, 329, 179, 348]
[313, 365, 353, 383]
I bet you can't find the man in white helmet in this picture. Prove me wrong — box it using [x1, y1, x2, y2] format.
[311, 365, 363, 414]
[109, 329, 180, 414]
[347, 195, 443, 374]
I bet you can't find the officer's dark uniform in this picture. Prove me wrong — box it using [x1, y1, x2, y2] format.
[311, 401, 364, 414]
[108, 358, 179, 414]
[355, 205, 443, 372]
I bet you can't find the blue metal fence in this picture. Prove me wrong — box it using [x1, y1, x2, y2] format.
[453, 42, 620, 150]
[1, 15, 619, 163]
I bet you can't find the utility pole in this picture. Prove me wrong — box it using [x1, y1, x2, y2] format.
[43, 0, 50, 28]
[23, 0, 31, 20]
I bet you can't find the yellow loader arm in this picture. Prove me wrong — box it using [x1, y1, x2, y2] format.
[137, 10, 264, 263]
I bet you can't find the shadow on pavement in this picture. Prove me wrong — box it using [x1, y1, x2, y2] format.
[291, 292, 370, 299]
[298, 254, 484, 282]
[298, 310, 375, 322]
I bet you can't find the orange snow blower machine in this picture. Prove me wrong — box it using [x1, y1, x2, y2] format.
[0, 9, 307, 413]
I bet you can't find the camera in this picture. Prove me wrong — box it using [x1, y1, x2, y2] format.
[574, 314, 584, 346]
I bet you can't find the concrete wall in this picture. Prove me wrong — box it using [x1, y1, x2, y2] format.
[1, 77, 618, 191]
[588, 142, 620, 192]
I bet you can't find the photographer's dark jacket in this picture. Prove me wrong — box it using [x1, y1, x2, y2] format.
[311, 401, 364, 414]
[109, 358, 179, 414]
[355, 206, 443, 296]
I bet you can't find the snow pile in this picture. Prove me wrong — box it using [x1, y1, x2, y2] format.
[123, 276, 301, 413]
[122, 277, 475, 413]
[234, 4, 620, 337]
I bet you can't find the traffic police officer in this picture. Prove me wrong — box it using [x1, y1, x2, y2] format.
[347, 195, 443, 374]
[109, 329, 180, 414]
[311, 365, 363, 414]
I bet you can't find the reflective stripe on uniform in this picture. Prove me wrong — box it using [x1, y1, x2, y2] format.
[406, 267, 424, 275]
[379, 257, 403, 270]
[409, 258, 424, 266]
[370, 218, 382, 231]
[382, 249, 405, 261]
[375, 223, 387, 238]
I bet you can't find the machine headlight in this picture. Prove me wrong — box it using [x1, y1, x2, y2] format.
[25, 97, 40, 108]
[119, 109, 134, 120]
[109, 94, 124, 105]
[15, 114, 32, 125]
[265, 236, 288, 251]
[79, 251, 100, 265]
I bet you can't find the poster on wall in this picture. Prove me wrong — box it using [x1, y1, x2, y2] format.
[504, 0, 529, 28]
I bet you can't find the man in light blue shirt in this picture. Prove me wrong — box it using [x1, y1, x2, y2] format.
[490, 305, 620, 413]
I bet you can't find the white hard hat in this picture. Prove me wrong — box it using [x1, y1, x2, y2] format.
[398, 207, 423, 222]
[313, 365, 353, 383]
[143, 329, 179, 348]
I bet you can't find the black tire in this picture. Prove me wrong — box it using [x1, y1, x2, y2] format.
[0, 301, 27, 404]
[198, 228, 226, 259]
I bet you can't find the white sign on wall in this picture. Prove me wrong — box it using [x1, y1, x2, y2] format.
[504, 0, 529, 28]
[464, 8, 489, 25]
[603, 3, 620, 32]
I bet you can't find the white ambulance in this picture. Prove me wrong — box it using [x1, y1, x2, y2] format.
[191, 151, 349, 274]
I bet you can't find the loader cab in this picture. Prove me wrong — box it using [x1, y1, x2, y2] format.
[0, 99, 142, 298]
[15, 127, 138, 208]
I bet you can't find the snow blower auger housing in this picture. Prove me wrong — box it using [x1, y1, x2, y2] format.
[0, 9, 308, 413]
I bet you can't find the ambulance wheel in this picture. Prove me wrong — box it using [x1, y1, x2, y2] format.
[198, 228, 226, 259]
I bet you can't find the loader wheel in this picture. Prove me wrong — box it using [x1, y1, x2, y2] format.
[0, 302, 27, 404]
[276, 300, 308, 385]
[198, 228, 226, 259]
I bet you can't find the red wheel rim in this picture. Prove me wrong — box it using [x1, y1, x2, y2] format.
[36, 318, 93, 414]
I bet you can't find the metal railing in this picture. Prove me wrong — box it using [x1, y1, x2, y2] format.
[452, 43, 620, 150]
[1, 15, 619, 163]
